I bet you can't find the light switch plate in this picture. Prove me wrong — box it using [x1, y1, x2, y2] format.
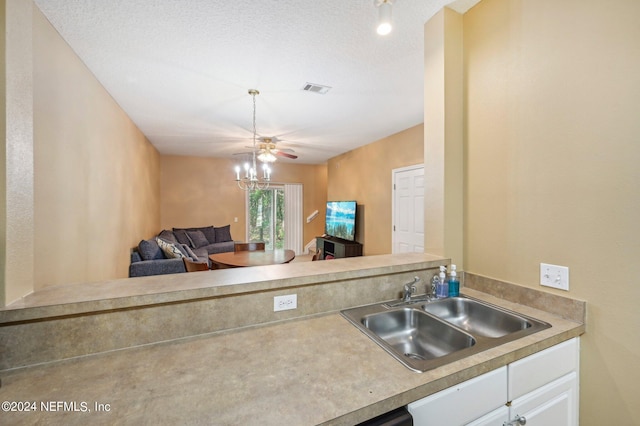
[540, 263, 569, 291]
[274, 294, 297, 312]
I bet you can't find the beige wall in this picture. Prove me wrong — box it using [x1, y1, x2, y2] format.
[160, 155, 326, 249]
[327, 124, 424, 255]
[462, 0, 640, 423]
[32, 6, 161, 290]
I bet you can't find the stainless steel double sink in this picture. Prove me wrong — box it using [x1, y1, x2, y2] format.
[341, 295, 550, 372]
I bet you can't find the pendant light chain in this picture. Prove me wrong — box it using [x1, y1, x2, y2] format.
[252, 90, 257, 150]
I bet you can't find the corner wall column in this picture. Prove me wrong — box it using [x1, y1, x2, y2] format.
[2, 0, 34, 306]
[423, 7, 464, 267]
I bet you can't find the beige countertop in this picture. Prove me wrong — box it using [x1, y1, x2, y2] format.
[0, 286, 584, 425]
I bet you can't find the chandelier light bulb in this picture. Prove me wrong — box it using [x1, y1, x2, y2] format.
[375, 0, 393, 36]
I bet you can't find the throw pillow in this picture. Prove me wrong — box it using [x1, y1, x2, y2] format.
[138, 239, 164, 261]
[187, 230, 209, 248]
[158, 229, 178, 244]
[172, 229, 192, 246]
[200, 226, 217, 244]
[156, 237, 187, 259]
[214, 225, 232, 242]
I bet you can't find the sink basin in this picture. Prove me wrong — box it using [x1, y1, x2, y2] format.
[421, 297, 533, 338]
[341, 294, 551, 372]
[362, 308, 476, 361]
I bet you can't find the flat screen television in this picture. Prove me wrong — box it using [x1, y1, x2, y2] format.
[325, 201, 357, 241]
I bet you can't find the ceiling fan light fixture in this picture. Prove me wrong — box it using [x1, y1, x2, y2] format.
[257, 151, 277, 163]
[375, 0, 394, 36]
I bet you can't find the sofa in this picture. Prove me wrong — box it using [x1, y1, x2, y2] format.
[129, 225, 235, 277]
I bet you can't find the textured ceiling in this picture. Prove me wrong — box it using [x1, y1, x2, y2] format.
[34, 0, 481, 164]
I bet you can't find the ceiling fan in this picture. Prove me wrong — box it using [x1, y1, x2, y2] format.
[239, 136, 298, 162]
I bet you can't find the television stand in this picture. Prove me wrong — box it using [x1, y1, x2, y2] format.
[316, 236, 363, 259]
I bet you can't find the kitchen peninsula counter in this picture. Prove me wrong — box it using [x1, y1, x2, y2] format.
[0, 254, 585, 425]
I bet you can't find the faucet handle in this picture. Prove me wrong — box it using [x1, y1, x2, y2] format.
[402, 282, 416, 302]
[404, 282, 417, 293]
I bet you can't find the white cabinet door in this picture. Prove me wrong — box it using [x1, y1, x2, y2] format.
[408, 367, 507, 426]
[508, 372, 578, 426]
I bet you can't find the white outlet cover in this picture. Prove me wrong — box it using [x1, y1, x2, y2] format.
[540, 263, 569, 291]
[274, 294, 297, 312]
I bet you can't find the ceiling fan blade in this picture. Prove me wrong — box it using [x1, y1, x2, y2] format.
[276, 151, 298, 159]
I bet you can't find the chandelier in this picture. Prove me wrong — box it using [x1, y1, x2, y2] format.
[234, 89, 271, 191]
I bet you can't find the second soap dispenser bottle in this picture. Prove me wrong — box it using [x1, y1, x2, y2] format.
[448, 264, 460, 297]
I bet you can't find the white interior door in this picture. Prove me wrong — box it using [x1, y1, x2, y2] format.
[392, 164, 425, 253]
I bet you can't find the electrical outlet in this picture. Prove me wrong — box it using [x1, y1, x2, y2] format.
[273, 294, 297, 312]
[540, 263, 569, 291]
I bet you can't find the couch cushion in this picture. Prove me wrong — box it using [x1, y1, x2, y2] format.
[156, 237, 187, 259]
[138, 239, 164, 261]
[158, 229, 178, 244]
[192, 247, 210, 261]
[214, 225, 232, 242]
[129, 258, 186, 277]
[205, 241, 235, 254]
[187, 230, 209, 248]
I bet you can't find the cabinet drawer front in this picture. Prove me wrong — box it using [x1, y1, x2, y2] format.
[508, 337, 579, 400]
[408, 367, 507, 426]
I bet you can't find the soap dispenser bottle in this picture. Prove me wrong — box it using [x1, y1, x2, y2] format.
[448, 265, 460, 297]
[436, 265, 448, 299]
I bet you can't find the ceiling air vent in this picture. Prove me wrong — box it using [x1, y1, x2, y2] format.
[302, 82, 331, 95]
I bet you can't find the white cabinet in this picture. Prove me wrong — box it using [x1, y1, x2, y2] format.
[407, 337, 580, 426]
[506, 338, 579, 426]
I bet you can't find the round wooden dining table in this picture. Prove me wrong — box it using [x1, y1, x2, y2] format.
[209, 249, 296, 269]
